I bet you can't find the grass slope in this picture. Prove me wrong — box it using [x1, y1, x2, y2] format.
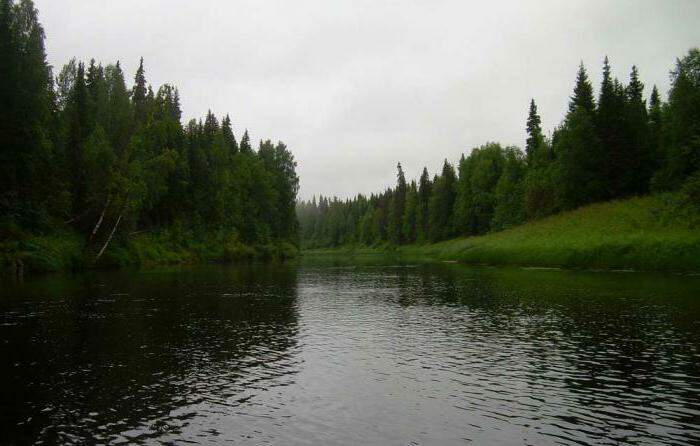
[306, 194, 700, 272]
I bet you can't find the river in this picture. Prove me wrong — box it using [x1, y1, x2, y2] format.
[1, 259, 699, 445]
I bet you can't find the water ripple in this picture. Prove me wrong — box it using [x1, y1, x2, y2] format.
[0, 263, 699, 445]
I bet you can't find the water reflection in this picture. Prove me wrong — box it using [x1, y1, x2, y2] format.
[1, 261, 699, 445]
[0, 265, 300, 444]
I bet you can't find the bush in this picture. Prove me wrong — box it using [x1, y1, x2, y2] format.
[681, 170, 700, 208]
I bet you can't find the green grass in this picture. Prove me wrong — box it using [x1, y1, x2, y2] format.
[2, 225, 299, 274]
[99, 230, 299, 269]
[305, 194, 700, 272]
[0, 231, 85, 273]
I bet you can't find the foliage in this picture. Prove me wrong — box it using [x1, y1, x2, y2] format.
[398, 194, 700, 271]
[298, 49, 700, 254]
[0, 0, 299, 271]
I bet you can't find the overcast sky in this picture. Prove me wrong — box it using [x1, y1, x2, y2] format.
[35, 0, 700, 200]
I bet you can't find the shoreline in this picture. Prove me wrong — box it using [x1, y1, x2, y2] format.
[301, 195, 700, 273]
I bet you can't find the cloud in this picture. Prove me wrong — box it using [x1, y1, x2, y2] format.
[35, 0, 700, 199]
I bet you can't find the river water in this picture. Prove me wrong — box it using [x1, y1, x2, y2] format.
[1, 260, 699, 445]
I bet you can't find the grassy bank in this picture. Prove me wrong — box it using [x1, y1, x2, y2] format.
[304, 194, 700, 272]
[1, 227, 298, 274]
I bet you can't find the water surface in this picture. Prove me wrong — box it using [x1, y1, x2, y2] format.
[1, 260, 699, 445]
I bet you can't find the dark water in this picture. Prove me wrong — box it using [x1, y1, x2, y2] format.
[1, 260, 699, 445]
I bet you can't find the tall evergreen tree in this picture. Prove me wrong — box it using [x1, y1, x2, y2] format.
[648, 85, 663, 172]
[525, 99, 543, 162]
[569, 62, 596, 114]
[625, 65, 651, 193]
[239, 129, 252, 153]
[416, 167, 431, 242]
[0, 0, 58, 223]
[653, 49, 700, 190]
[86, 59, 109, 133]
[596, 56, 626, 197]
[105, 61, 133, 155]
[388, 162, 407, 244]
[428, 160, 457, 242]
[555, 61, 606, 208]
[402, 181, 418, 243]
[67, 62, 90, 215]
[132, 57, 148, 123]
[222, 114, 238, 154]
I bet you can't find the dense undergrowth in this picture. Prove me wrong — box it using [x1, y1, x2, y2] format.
[1, 226, 298, 274]
[303, 194, 700, 272]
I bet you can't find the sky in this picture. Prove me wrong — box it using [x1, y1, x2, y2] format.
[34, 0, 700, 200]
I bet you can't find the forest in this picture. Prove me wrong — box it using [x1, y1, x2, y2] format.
[297, 50, 700, 249]
[0, 0, 299, 271]
[2, 0, 699, 272]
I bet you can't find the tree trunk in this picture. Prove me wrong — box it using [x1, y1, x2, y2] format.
[90, 198, 110, 241]
[96, 214, 122, 261]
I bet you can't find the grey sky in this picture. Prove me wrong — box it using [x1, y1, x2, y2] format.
[34, 0, 700, 200]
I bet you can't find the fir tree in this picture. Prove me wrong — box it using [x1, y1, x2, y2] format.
[648, 85, 663, 171]
[67, 62, 90, 214]
[416, 167, 431, 242]
[388, 162, 407, 244]
[132, 57, 148, 122]
[239, 129, 252, 153]
[525, 99, 543, 162]
[428, 160, 457, 242]
[569, 62, 596, 114]
[402, 181, 418, 243]
[222, 114, 238, 154]
[105, 61, 133, 154]
[596, 56, 626, 197]
[625, 65, 651, 193]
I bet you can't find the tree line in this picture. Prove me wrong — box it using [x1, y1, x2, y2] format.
[298, 50, 700, 248]
[0, 0, 299, 260]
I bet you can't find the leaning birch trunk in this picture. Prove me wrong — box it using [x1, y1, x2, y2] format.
[90, 198, 110, 241]
[96, 214, 122, 261]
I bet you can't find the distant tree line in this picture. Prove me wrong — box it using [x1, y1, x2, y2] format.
[0, 0, 299, 258]
[298, 50, 700, 248]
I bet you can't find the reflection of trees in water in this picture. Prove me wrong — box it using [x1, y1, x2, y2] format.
[395, 264, 700, 444]
[0, 265, 300, 444]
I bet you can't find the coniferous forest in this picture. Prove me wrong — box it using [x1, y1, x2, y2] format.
[1, 0, 299, 271]
[2, 0, 699, 272]
[297, 52, 700, 249]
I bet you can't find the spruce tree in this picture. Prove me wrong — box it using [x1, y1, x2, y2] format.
[569, 62, 596, 114]
[648, 85, 663, 172]
[596, 56, 626, 198]
[388, 163, 407, 244]
[625, 65, 651, 193]
[105, 61, 133, 155]
[0, 0, 59, 222]
[416, 167, 431, 242]
[556, 107, 605, 208]
[222, 114, 238, 154]
[556, 61, 606, 208]
[86, 59, 109, 133]
[525, 99, 543, 163]
[428, 160, 457, 242]
[239, 129, 252, 153]
[132, 57, 148, 122]
[67, 62, 90, 215]
[402, 181, 418, 243]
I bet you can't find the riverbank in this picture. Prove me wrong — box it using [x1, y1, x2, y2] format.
[304, 194, 700, 272]
[1, 228, 298, 274]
